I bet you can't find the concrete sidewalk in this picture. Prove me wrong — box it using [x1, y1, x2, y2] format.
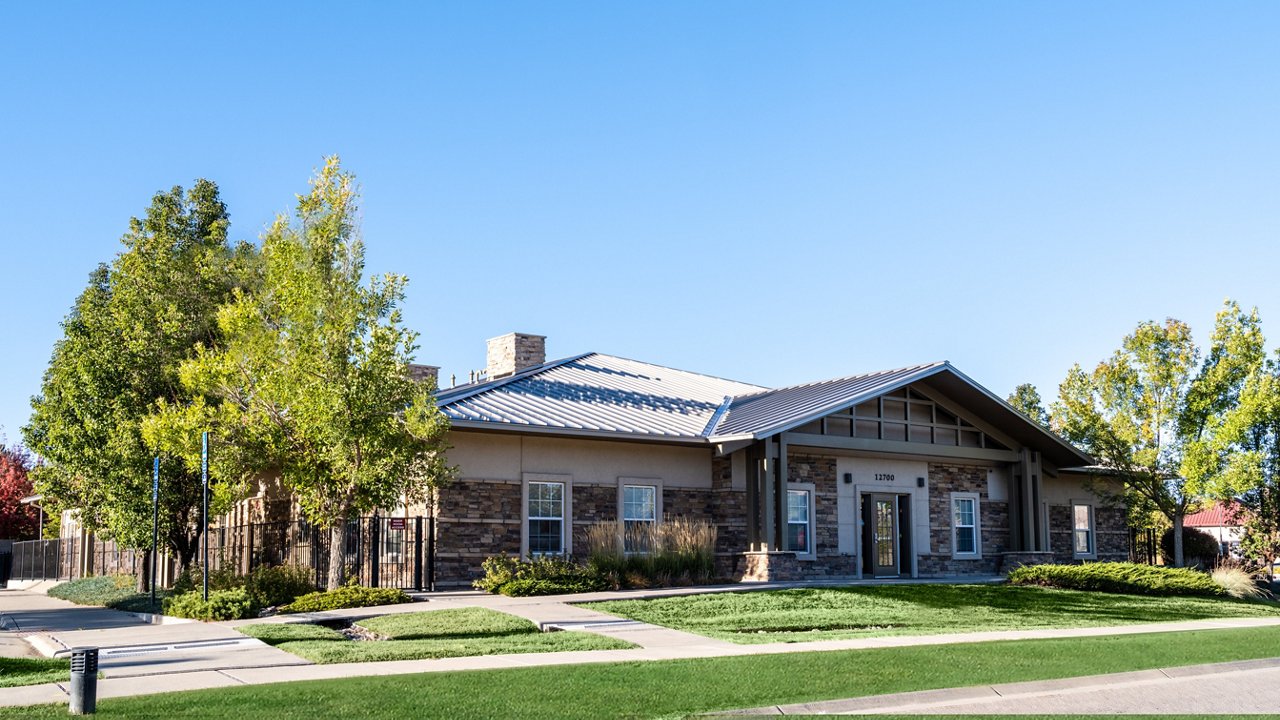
[4, 585, 1280, 711]
[720, 657, 1280, 715]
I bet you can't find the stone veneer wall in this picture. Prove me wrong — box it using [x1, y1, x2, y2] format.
[784, 453, 854, 577]
[711, 456, 748, 578]
[918, 463, 1009, 576]
[1048, 505, 1129, 564]
[433, 479, 523, 586]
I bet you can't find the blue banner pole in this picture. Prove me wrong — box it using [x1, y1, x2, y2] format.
[151, 457, 159, 611]
[202, 432, 209, 602]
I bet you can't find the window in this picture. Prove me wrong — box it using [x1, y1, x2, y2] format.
[622, 485, 657, 554]
[527, 481, 565, 555]
[787, 488, 813, 556]
[1073, 503, 1094, 557]
[806, 390, 1013, 450]
[952, 493, 980, 557]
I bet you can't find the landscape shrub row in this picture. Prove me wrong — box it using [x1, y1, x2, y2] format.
[1008, 562, 1225, 597]
[474, 517, 720, 596]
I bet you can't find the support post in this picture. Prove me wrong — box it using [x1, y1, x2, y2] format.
[201, 431, 209, 602]
[413, 516, 423, 591]
[151, 457, 159, 610]
[427, 516, 436, 592]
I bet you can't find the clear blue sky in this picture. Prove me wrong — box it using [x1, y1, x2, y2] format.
[2, 2, 1278, 441]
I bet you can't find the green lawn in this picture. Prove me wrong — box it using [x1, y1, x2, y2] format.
[586, 584, 1280, 643]
[0, 657, 68, 689]
[237, 607, 633, 663]
[5, 626, 1280, 718]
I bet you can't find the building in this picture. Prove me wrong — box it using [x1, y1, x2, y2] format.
[1184, 501, 1245, 558]
[427, 332, 1127, 586]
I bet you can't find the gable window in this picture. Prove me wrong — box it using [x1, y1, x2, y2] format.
[951, 493, 980, 557]
[795, 388, 1011, 451]
[622, 484, 657, 554]
[527, 481, 565, 555]
[1073, 503, 1095, 558]
[786, 484, 815, 558]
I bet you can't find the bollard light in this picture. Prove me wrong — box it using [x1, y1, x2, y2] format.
[68, 646, 98, 715]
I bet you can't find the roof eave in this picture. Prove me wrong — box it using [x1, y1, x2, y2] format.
[447, 419, 712, 445]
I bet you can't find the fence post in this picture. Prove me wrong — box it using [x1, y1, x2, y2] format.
[370, 516, 381, 588]
[427, 516, 436, 592]
[312, 525, 322, 590]
[247, 522, 255, 574]
[413, 517, 423, 591]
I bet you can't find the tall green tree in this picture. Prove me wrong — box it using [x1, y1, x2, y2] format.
[148, 157, 453, 589]
[24, 181, 251, 571]
[1007, 383, 1050, 428]
[1051, 302, 1264, 567]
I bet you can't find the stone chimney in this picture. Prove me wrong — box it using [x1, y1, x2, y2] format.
[408, 364, 440, 387]
[486, 332, 546, 379]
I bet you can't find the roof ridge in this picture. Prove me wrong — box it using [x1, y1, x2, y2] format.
[700, 395, 735, 437]
[584, 351, 768, 391]
[731, 361, 949, 401]
[435, 352, 596, 407]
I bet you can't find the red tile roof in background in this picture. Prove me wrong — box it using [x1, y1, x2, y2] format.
[1183, 501, 1245, 528]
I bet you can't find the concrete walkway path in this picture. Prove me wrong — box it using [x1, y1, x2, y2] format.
[3, 584, 1280, 712]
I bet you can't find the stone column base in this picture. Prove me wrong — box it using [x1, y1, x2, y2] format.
[740, 551, 804, 581]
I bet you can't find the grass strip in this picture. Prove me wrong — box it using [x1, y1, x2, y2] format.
[5, 625, 1280, 718]
[587, 584, 1280, 643]
[239, 608, 634, 663]
[0, 657, 68, 689]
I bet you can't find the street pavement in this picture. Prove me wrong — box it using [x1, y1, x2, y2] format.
[2, 584, 1280, 714]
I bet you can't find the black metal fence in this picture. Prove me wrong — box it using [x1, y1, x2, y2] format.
[1130, 528, 1159, 565]
[9, 516, 436, 591]
[10, 538, 76, 582]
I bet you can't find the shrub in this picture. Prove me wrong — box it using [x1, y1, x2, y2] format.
[473, 556, 520, 593]
[474, 555, 608, 596]
[47, 575, 164, 613]
[1008, 562, 1224, 597]
[498, 576, 609, 597]
[279, 585, 410, 614]
[1160, 527, 1222, 568]
[246, 565, 316, 608]
[163, 588, 257, 620]
[1211, 559, 1268, 600]
[172, 563, 245, 595]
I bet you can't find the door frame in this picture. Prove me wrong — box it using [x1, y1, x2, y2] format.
[857, 490, 916, 579]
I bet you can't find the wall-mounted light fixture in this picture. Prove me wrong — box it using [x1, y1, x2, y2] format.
[917, 477, 925, 488]
[843, 473, 853, 484]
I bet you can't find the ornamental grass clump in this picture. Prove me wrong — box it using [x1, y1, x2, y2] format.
[1211, 559, 1268, 600]
[584, 517, 718, 589]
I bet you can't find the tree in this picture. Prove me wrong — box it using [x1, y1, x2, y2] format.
[148, 157, 453, 589]
[1191, 337, 1280, 578]
[23, 181, 250, 572]
[0, 443, 38, 539]
[1051, 302, 1264, 566]
[1007, 383, 1050, 428]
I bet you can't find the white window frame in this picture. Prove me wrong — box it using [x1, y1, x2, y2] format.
[951, 492, 981, 559]
[785, 482, 816, 560]
[1071, 501, 1096, 559]
[619, 481, 661, 555]
[523, 473, 572, 557]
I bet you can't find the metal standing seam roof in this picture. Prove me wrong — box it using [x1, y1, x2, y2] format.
[435, 354, 1092, 465]
[436, 353, 766, 439]
[710, 362, 949, 439]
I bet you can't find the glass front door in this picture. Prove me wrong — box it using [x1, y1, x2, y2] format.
[872, 494, 898, 577]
